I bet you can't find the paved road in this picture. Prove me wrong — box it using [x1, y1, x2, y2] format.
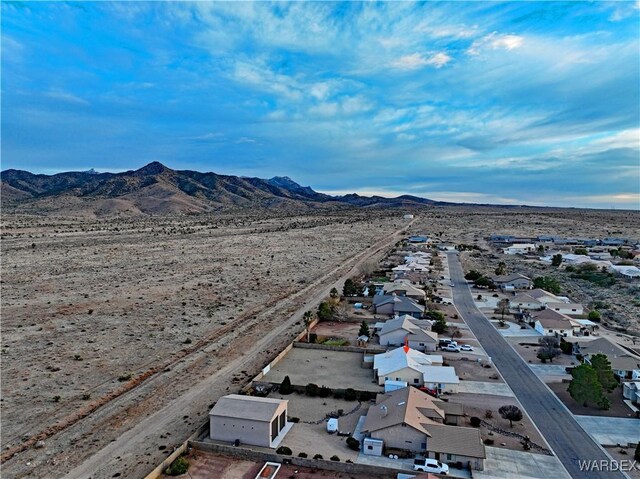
[447, 253, 626, 479]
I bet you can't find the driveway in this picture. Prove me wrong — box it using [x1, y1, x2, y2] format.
[355, 453, 472, 478]
[528, 364, 572, 381]
[473, 446, 571, 479]
[493, 321, 541, 338]
[457, 381, 515, 397]
[447, 253, 624, 479]
[575, 416, 640, 446]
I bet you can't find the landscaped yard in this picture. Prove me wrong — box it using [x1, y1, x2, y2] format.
[548, 382, 635, 418]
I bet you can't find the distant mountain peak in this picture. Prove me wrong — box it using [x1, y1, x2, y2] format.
[85, 168, 99, 175]
[135, 161, 171, 175]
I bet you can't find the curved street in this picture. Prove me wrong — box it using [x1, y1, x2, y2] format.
[446, 252, 627, 479]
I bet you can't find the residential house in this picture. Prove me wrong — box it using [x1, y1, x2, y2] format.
[373, 294, 424, 318]
[383, 282, 427, 301]
[421, 365, 460, 394]
[377, 316, 438, 352]
[575, 338, 640, 381]
[531, 309, 580, 337]
[528, 289, 566, 306]
[609, 265, 640, 279]
[546, 302, 584, 316]
[492, 273, 533, 291]
[408, 236, 429, 243]
[503, 244, 536, 255]
[373, 345, 444, 386]
[510, 292, 543, 310]
[361, 387, 485, 470]
[209, 395, 291, 448]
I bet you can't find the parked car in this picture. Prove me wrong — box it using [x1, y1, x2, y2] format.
[413, 458, 449, 474]
[442, 344, 460, 352]
[460, 344, 474, 351]
[439, 339, 458, 347]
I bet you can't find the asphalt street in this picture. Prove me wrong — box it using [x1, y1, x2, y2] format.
[447, 252, 628, 479]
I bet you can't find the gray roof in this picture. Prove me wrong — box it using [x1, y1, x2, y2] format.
[209, 394, 286, 422]
[374, 295, 423, 314]
[580, 338, 640, 372]
[426, 423, 486, 458]
[492, 273, 532, 284]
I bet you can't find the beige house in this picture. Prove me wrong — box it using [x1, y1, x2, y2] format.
[532, 309, 580, 337]
[576, 338, 640, 380]
[546, 302, 584, 316]
[362, 387, 484, 470]
[209, 395, 291, 448]
[383, 282, 427, 300]
[377, 316, 438, 352]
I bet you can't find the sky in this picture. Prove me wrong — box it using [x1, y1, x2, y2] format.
[2, 1, 640, 209]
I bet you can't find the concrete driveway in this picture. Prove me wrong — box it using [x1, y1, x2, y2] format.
[457, 381, 515, 397]
[575, 415, 640, 446]
[493, 321, 542, 338]
[473, 447, 570, 479]
[528, 364, 572, 382]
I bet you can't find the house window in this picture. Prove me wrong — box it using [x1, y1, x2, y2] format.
[447, 454, 452, 460]
[395, 377, 401, 381]
[419, 343, 425, 346]
[414, 378, 420, 384]
[367, 445, 373, 450]
[421, 443, 427, 449]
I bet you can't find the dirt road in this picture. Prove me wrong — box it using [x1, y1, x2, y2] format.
[53, 218, 413, 479]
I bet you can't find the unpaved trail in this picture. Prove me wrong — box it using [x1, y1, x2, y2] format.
[5, 217, 413, 479]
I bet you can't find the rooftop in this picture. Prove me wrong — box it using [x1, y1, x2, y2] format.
[209, 394, 286, 422]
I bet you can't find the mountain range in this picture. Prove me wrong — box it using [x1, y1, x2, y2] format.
[1, 162, 444, 216]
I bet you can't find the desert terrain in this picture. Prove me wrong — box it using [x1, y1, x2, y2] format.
[1, 205, 638, 478]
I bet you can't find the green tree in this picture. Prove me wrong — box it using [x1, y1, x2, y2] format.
[533, 276, 561, 295]
[589, 354, 618, 392]
[280, 375, 294, 395]
[317, 302, 333, 321]
[367, 284, 377, 297]
[343, 279, 358, 296]
[574, 247, 589, 256]
[588, 310, 601, 322]
[432, 317, 448, 334]
[568, 364, 604, 407]
[464, 270, 483, 281]
[358, 320, 370, 338]
[303, 310, 315, 342]
[495, 298, 510, 320]
[425, 310, 445, 322]
[495, 262, 507, 276]
[329, 287, 339, 299]
[498, 405, 523, 427]
[551, 254, 563, 267]
[475, 276, 496, 289]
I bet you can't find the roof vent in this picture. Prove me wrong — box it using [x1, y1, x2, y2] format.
[380, 405, 388, 417]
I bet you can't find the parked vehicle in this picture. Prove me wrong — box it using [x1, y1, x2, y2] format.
[439, 339, 457, 347]
[450, 282, 455, 287]
[442, 344, 460, 352]
[460, 344, 474, 351]
[413, 458, 449, 474]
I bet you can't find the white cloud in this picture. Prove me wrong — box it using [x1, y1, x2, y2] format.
[468, 32, 524, 55]
[44, 90, 90, 106]
[391, 52, 452, 70]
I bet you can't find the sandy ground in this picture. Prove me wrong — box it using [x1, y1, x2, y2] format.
[0, 211, 404, 478]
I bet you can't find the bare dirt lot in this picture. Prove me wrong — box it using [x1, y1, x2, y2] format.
[1, 211, 401, 478]
[261, 347, 382, 392]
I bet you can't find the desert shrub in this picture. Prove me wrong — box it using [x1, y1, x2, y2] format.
[318, 386, 332, 398]
[346, 436, 360, 451]
[81, 393, 91, 401]
[484, 410, 493, 419]
[470, 416, 481, 427]
[344, 388, 357, 401]
[118, 373, 132, 382]
[309, 333, 317, 343]
[276, 446, 292, 455]
[358, 390, 376, 402]
[280, 376, 294, 395]
[298, 452, 308, 458]
[330, 455, 340, 462]
[313, 454, 323, 460]
[53, 395, 61, 402]
[166, 456, 189, 476]
[305, 383, 319, 397]
[333, 389, 345, 400]
[484, 438, 494, 445]
[337, 408, 344, 416]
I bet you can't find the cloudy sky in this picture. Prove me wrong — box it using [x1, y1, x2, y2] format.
[2, 1, 639, 208]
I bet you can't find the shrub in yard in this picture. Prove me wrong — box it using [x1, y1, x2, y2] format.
[280, 376, 294, 395]
[330, 455, 340, 462]
[318, 386, 332, 398]
[305, 383, 319, 397]
[346, 436, 360, 451]
[470, 416, 481, 427]
[166, 456, 189, 476]
[313, 454, 323, 460]
[358, 390, 375, 402]
[484, 410, 493, 419]
[344, 388, 357, 401]
[298, 452, 308, 458]
[276, 446, 292, 455]
[333, 389, 345, 400]
[309, 333, 318, 343]
[484, 438, 494, 445]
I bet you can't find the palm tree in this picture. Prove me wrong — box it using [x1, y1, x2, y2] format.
[303, 310, 315, 342]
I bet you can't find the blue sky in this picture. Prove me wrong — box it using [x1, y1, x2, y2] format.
[2, 1, 639, 208]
